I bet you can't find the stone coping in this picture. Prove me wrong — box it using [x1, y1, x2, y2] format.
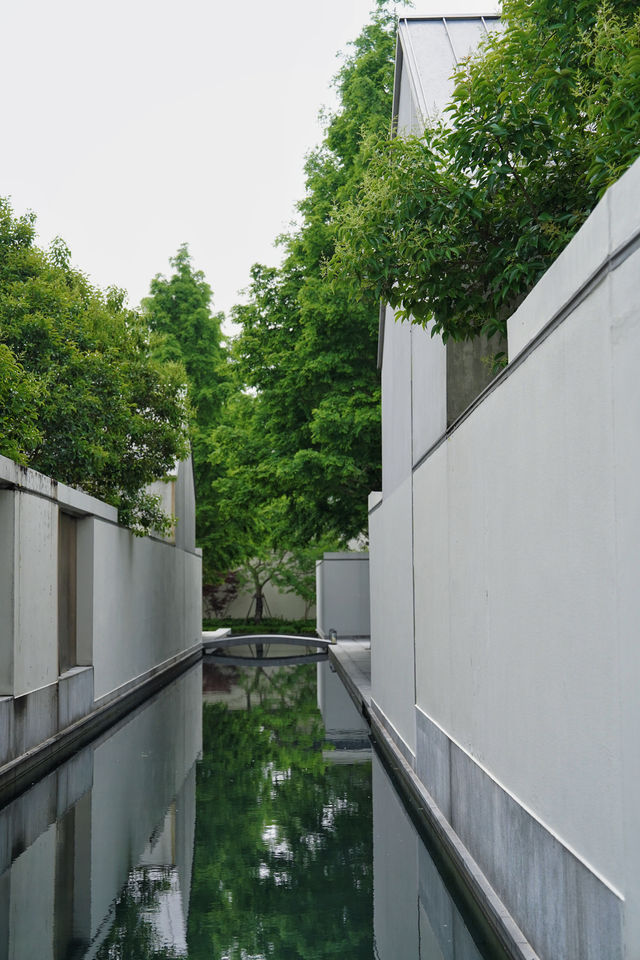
[0, 455, 117, 522]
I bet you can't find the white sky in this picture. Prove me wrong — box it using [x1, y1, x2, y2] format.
[0, 0, 383, 322]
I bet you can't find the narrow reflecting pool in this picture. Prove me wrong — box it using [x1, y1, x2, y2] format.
[0, 659, 508, 959]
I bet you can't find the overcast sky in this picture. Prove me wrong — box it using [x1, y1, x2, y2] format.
[1, 0, 384, 321]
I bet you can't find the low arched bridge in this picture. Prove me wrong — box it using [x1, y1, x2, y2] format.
[202, 633, 330, 668]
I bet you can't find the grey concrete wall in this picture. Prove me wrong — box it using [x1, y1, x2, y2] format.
[381, 306, 413, 499]
[222, 578, 315, 622]
[369, 478, 416, 759]
[371, 157, 640, 958]
[316, 552, 370, 639]
[0, 453, 202, 772]
[91, 519, 201, 702]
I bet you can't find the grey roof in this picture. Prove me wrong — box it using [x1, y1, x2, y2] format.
[377, 13, 503, 368]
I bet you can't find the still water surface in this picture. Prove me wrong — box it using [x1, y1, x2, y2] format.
[0, 660, 504, 959]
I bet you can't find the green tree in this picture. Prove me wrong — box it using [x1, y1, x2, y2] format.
[0, 201, 189, 531]
[143, 245, 228, 574]
[225, 4, 399, 551]
[331, 0, 640, 347]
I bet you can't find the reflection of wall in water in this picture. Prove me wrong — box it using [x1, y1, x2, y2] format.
[0, 663, 202, 960]
[317, 660, 369, 748]
[372, 752, 484, 960]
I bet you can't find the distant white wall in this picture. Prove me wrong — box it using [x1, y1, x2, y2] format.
[222, 578, 314, 622]
[316, 553, 370, 639]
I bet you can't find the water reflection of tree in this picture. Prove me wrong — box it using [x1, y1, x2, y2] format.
[95, 868, 181, 960]
[188, 664, 373, 959]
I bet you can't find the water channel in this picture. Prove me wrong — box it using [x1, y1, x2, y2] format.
[0, 659, 509, 959]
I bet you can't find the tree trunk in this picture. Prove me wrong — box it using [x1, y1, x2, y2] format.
[254, 587, 264, 624]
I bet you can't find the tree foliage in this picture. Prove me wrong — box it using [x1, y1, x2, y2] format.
[220, 4, 399, 554]
[0, 201, 189, 530]
[331, 0, 640, 345]
[143, 245, 227, 573]
[188, 664, 373, 959]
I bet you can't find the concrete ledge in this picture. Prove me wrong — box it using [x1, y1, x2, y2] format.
[13, 684, 58, 757]
[0, 644, 202, 808]
[370, 697, 416, 772]
[58, 666, 94, 729]
[0, 455, 118, 522]
[508, 156, 640, 358]
[370, 709, 541, 960]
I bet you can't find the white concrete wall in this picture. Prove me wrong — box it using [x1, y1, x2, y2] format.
[381, 307, 413, 499]
[369, 478, 416, 757]
[414, 158, 640, 911]
[91, 520, 201, 701]
[0, 454, 201, 711]
[223, 578, 315, 622]
[0, 490, 58, 697]
[411, 324, 447, 463]
[371, 158, 640, 953]
[316, 552, 370, 639]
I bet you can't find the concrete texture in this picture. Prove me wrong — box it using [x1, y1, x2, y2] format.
[369, 476, 416, 756]
[13, 491, 58, 698]
[0, 450, 201, 790]
[0, 699, 12, 768]
[416, 706, 451, 820]
[381, 306, 413, 499]
[13, 683, 58, 757]
[316, 552, 370, 640]
[416, 706, 624, 960]
[58, 667, 93, 730]
[411, 322, 447, 464]
[412, 251, 631, 890]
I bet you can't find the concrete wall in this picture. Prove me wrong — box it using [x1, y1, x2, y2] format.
[369, 479, 416, 759]
[222, 578, 315, 622]
[370, 157, 640, 959]
[316, 552, 370, 639]
[0, 455, 202, 774]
